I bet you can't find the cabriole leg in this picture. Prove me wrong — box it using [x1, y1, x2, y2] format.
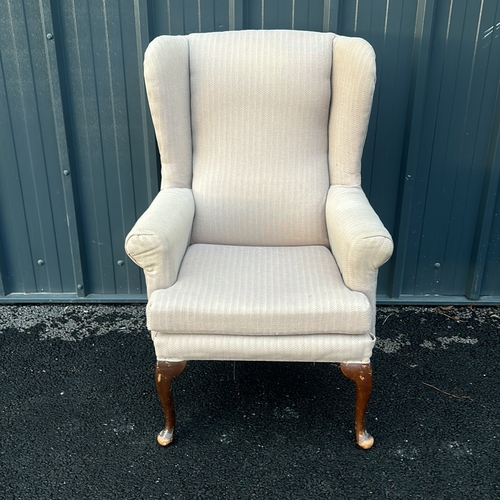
[340, 363, 374, 449]
[155, 360, 187, 446]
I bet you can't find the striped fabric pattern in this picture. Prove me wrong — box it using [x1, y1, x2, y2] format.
[125, 188, 195, 296]
[188, 30, 333, 246]
[151, 332, 376, 364]
[328, 36, 377, 187]
[144, 36, 193, 189]
[147, 244, 371, 335]
[125, 30, 394, 365]
[326, 184, 394, 331]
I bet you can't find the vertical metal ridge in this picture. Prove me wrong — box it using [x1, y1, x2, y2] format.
[354, 0, 359, 32]
[383, 0, 390, 36]
[104, 0, 124, 292]
[115, 1, 144, 293]
[411, 0, 460, 295]
[0, 61, 34, 293]
[228, 0, 235, 30]
[0, 241, 8, 296]
[59, 0, 92, 295]
[5, 0, 45, 292]
[388, 0, 436, 298]
[0, 49, 25, 295]
[443, 1, 486, 276]
[21, 2, 51, 291]
[322, 0, 329, 31]
[466, 89, 500, 298]
[134, 0, 156, 204]
[129, 0, 154, 295]
[366, 0, 391, 198]
[167, 0, 172, 34]
[197, 0, 202, 32]
[331, 0, 342, 33]
[83, 0, 105, 292]
[454, 0, 486, 170]
[39, 0, 86, 295]
[438, 1, 487, 294]
[66, 1, 111, 293]
[465, 0, 500, 298]
[0, 50, 9, 296]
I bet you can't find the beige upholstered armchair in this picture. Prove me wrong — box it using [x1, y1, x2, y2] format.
[126, 30, 393, 449]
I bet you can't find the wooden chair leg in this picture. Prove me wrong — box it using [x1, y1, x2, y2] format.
[155, 360, 187, 446]
[340, 363, 374, 449]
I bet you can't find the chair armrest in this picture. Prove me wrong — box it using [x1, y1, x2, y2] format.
[326, 185, 393, 294]
[125, 188, 195, 296]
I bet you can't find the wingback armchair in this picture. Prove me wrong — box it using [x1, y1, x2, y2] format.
[125, 30, 393, 449]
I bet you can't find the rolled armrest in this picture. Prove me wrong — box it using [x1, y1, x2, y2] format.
[326, 185, 393, 293]
[125, 187, 195, 295]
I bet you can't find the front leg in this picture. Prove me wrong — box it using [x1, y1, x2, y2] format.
[155, 360, 187, 446]
[340, 363, 374, 449]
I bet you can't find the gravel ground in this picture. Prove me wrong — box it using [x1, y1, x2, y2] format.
[1, 304, 499, 499]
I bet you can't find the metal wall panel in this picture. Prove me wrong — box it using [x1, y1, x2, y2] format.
[0, 0, 499, 303]
[390, 0, 500, 302]
[401, 0, 500, 298]
[53, 0, 155, 297]
[0, 0, 82, 295]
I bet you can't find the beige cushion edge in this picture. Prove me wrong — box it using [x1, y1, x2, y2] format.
[146, 244, 372, 335]
[151, 332, 375, 364]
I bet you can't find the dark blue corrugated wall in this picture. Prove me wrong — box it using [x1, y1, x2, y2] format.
[1, 0, 499, 303]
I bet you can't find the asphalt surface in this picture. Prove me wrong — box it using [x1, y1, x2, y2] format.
[1, 304, 499, 499]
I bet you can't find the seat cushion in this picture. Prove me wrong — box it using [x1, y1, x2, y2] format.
[147, 244, 371, 335]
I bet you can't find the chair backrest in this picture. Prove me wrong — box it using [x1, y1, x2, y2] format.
[144, 30, 376, 247]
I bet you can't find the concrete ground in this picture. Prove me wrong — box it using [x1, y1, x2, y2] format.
[1, 304, 499, 499]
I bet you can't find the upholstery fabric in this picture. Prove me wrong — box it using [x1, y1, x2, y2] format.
[125, 188, 195, 296]
[326, 184, 394, 331]
[147, 244, 371, 335]
[188, 30, 332, 246]
[326, 185, 393, 291]
[151, 332, 376, 364]
[328, 36, 376, 186]
[125, 30, 394, 367]
[144, 36, 193, 189]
